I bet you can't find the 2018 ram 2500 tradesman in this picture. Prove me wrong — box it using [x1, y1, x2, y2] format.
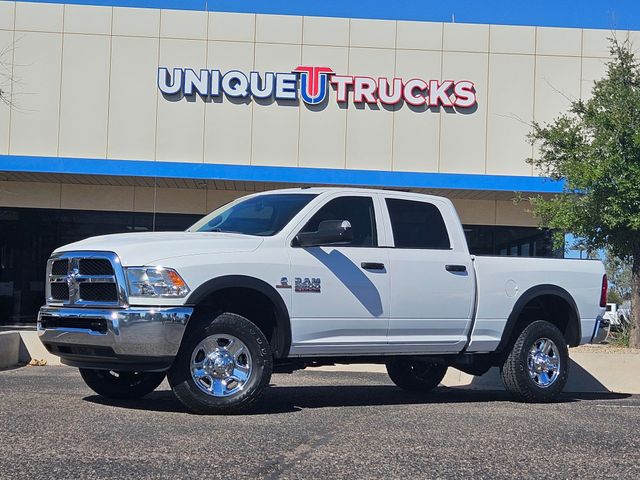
[38, 188, 609, 413]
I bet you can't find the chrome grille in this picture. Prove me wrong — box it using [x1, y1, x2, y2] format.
[79, 259, 114, 276]
[50, 283, 69, 300]
[51, 260, 69, 276]
[79, 283, 118, 302]
[46, 252, 126, 307]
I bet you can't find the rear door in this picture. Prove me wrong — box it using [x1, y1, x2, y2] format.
[287, 193, 390, 356]
[382, 195, 475, 353]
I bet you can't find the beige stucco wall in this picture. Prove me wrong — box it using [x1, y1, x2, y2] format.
[0, 1, 631, 176]
[0, 180, 243, 213]
[1, 2, 634, 227]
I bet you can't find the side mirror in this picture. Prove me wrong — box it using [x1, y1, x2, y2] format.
[294, 220, 353, 247]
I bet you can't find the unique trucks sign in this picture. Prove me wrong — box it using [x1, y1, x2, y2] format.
[157, 65, 477, 109]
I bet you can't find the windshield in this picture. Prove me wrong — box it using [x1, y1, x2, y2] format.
[188, 193, 318, 236]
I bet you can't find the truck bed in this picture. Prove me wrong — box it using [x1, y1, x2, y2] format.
[467, 256, 604, 352]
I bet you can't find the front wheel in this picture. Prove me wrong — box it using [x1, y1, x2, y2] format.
[500, 320, 569, 403]
[168, 312, 273, 414]
[79, 369, 165, 399]
[386, 358, 447, 393]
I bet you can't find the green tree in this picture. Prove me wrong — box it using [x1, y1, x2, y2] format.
[603, 248, 632, 301]
[0, 40, 14, 108]
[607, 289, 623, 306]
[527, 39, 640, 348]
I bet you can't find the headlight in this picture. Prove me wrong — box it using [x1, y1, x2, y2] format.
[125, 267, 190, 298]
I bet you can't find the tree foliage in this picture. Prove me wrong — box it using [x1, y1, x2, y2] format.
[607, 288, 623, 306]
[603, 249, 632, 301]
[527, 38, 640, 347]
[0, 38, 17, 108]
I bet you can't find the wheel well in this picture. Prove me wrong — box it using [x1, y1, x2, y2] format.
[505, 293, 581, 350]
[189, 286, 289, 359]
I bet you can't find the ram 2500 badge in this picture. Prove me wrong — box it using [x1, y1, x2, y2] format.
[38, 188, 609, 414]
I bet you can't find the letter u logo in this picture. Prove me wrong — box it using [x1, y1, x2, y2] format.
[158, 67, 184, 95]
[294, 66, 334, 105]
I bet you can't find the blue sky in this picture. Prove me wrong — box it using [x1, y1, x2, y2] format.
[20, 0, 640, 31]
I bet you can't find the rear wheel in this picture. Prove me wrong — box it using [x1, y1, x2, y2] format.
[386, 358, 447, 393]
[168, 312, 273, 414]
[500, 320, 568, 402]
[79, 368, 165, 399]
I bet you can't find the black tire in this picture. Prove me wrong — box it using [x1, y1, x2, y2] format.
[167, 312, 273, 414]
[386, 358, 447, 393]
[79, 368, 165, 399]
[500, 320, 569, 403]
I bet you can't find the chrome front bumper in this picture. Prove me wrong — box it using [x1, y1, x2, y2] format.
[38, 306, 193, 370]
[591, 316, 610, 344]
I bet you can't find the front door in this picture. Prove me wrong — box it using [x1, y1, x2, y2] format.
[287, 194, 390, 356]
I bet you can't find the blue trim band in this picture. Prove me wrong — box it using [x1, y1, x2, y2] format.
[0, 155, 564, 193]
[12, 0, 640, 31]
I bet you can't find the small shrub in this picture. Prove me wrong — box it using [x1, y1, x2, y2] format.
[608, 324, 631, 348]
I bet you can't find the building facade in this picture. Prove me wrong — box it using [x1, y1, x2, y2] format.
[0, 0, 632, 323]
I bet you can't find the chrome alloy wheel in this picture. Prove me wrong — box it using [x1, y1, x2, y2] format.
[527, 337, 561, 388]
[190, 334, 253, 397]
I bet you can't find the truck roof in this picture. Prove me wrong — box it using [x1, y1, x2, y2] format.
[255, 186, 448, 203]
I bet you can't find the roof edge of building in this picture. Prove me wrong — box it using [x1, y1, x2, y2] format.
[0, 154, 564, 194]
[10, 0, 638, 31]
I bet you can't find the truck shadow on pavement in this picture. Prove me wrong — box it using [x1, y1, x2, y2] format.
[469, 360, 613, 393]
[83, 385, 631, 416]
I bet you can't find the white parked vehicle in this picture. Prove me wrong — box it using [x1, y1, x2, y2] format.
[604, 303, 617, 325]
[38, 188, 609, 413]
[604, 302, 629, 330]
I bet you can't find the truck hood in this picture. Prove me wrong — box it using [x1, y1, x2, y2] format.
[54, 232, 264, 266]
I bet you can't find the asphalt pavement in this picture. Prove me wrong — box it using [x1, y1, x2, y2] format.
[0, 366, 639, 479]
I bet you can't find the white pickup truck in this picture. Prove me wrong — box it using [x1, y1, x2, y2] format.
[38, 188, 608, 413]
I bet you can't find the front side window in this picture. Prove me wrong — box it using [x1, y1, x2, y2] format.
[299, 196, 378, 247]
[188, 193, 317, 236]
[386, 198, 450, 249]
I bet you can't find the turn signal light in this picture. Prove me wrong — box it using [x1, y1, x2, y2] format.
[166, 269, 187, 288]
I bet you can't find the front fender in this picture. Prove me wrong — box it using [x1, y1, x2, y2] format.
[186, 275, 292, 358]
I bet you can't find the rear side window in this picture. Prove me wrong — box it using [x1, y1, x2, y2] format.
[299, 196, 377, 247]
[386, 198, 450, 249]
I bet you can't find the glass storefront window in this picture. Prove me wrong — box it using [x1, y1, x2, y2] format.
[463, 225, 560, 258]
